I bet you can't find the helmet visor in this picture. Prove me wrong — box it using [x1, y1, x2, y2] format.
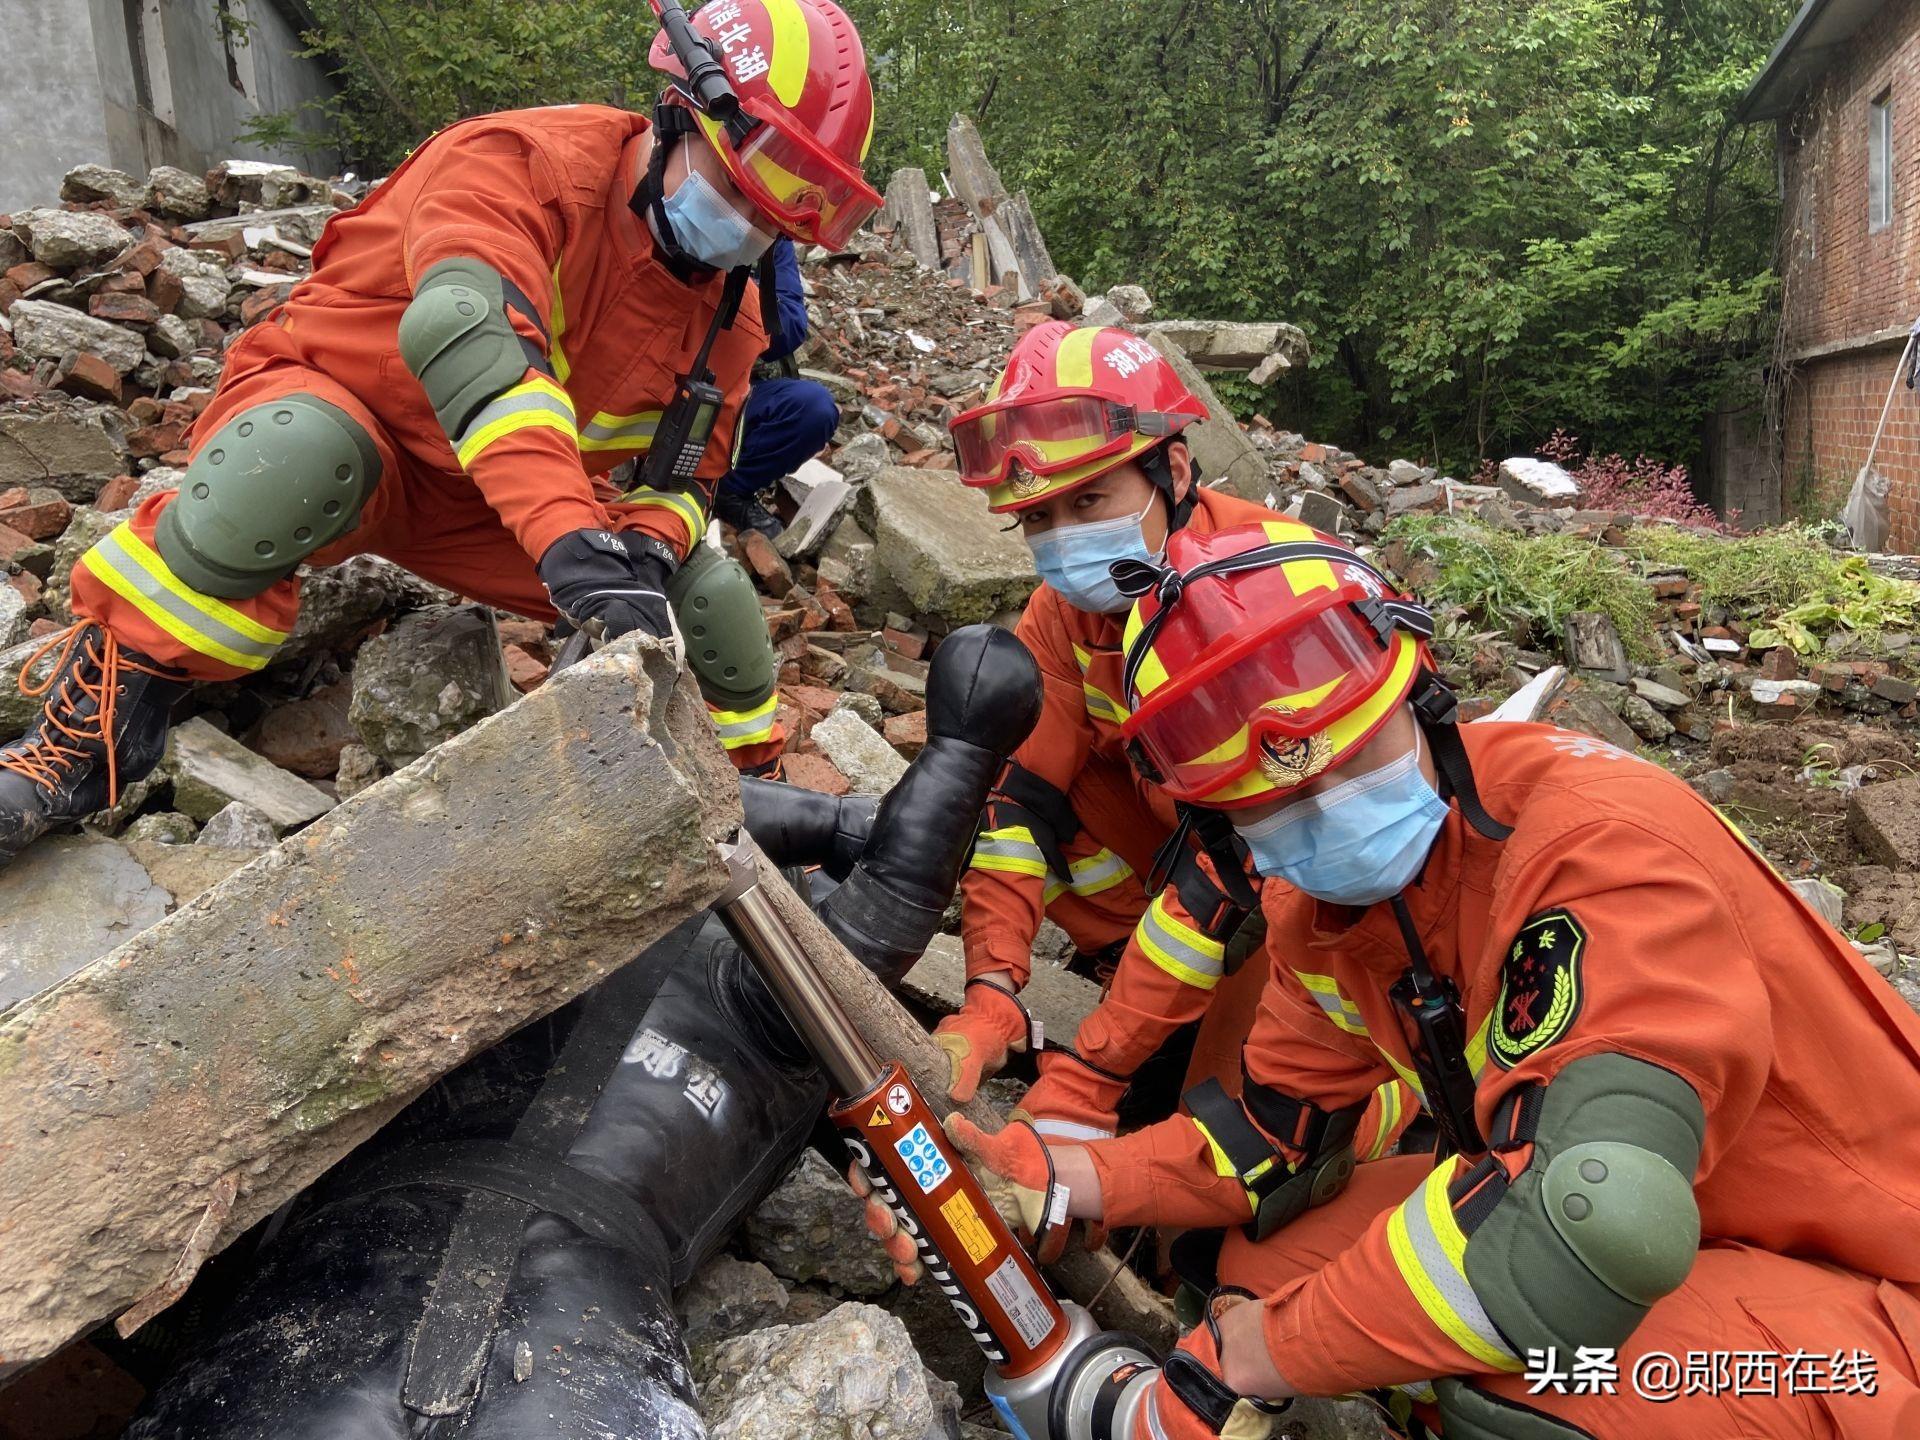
[714, 99, 882, 250]
[952, 395, 1139, 486]
[1122, 597, 1396, 801]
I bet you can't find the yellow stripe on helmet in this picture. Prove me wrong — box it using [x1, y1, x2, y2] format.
[1053, 325, 1100, 389]
[763, 0, 812, 108]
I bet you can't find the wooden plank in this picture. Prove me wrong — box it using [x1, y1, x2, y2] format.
[0, 635, 741, 1373]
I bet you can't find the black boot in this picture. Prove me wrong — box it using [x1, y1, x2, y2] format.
[0, 625, 188, 867]
[714, 486, 785, 541]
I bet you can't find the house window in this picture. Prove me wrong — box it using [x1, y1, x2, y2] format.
[1869, 89, 1893, 233]
[219, 0, 257, 100]
[121, 0, 176, 128]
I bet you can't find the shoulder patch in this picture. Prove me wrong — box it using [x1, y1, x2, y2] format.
[1490, 909, 1586, 1070]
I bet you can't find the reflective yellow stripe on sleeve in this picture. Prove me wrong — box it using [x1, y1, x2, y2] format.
[581, 408, 664, 454]
[79, 525, 288, 672]
[548, 259, 571, 384]
[972, 824, 1050, 879]
[453, 374, 578, 468]
[1070, 643, 1129, 724]
[1363, 1079, 1404, 1161]
[710, 693, 779, 749]
[1385, 1163, 1525, 1372]
[1188, 1116, 1263, 1217]
[619, 485, 707, 547]
[1293, 970, 1369, 1036]
[1136, 891, 1226, 989]
[1041, 846, 1134, 904]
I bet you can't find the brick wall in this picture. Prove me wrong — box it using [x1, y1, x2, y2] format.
[1779, 0, 1920, 349]
[1777, 0, 1920, 544]
[1785, 350, 1920, 546]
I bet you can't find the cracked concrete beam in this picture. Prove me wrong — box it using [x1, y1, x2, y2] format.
[0, 635, 740, 1373]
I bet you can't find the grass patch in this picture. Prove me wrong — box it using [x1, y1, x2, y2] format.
[1383, 516, 1920, 660]
[1385, 515, 1662, 659]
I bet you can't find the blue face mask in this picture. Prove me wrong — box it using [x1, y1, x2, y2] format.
[1232, 729, 1449, 907]
[662, 170, 775, 271]
[1026, 501, 1156, 614]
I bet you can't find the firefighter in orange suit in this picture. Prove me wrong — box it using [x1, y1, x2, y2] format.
[0, 0, 882, 866]
[931, 322, 1411, 1180]
[874, 521, 1920, 1439]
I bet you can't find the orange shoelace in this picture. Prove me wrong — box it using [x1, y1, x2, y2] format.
[0, 626, 172, 807]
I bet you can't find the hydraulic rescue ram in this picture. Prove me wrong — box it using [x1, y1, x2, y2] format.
[712, 843, 1162, 1440]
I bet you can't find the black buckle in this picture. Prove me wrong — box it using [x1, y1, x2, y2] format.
[1411, 669, 1460, 725]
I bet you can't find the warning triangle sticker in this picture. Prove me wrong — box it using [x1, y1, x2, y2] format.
[869, 1106, 892, 1128]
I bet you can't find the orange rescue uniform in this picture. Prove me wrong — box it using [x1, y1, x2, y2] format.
[1090, 721, 1920, 1436]
[71, 105, 785, 764]
[965, 487, 1409, 1153]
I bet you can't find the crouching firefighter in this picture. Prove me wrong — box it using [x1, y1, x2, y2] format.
[933, 322, 1411, 1186]
[0, 0, 885, 866]
[868, 521, 1920, 1438]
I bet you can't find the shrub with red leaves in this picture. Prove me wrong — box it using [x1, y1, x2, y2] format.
[1537, 431, 1732, 532]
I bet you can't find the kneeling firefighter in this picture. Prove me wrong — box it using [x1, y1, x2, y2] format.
[0, 0, 884, 867]
[933, 323, 1412, 1251]
[869, 522, 1920, 1438]
[124, 625, 1044, 1439]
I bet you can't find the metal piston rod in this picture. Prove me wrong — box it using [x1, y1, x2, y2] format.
[713, 838, 885, 1096]
[711, 837, 1158, 1440]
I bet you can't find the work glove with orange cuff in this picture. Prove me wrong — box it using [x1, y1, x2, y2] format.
[931, 979, 1036, 1102]
[850, 1114, 1084, 1283]
[1017, 1046, 1129, 1144]
[1144, 1290, 1290, 1439]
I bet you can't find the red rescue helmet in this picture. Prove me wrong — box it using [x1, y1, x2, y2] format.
[649, 0, 882, 250]
[951, 321, 1207, 513]
[1118, 520, 1435, 808]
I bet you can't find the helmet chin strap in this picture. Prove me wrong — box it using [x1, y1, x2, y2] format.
[1409, 670, 1512, 841]
[631, 105, 718, 284]
[1141, 439, 1199, 533]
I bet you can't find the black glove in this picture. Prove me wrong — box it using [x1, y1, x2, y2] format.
[537, 528, 678, 642]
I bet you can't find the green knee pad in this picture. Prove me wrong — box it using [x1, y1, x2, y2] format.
[668, 541, 776, 712]
[1434, 1379, 1595, 1440]
[155, 395, 381, 598]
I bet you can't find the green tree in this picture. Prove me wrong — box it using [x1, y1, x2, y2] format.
[276, 0, 1785, 477]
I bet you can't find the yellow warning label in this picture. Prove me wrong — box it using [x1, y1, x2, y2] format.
[940, 1189, 998, 1266]
[869, 1106, 892, 1128]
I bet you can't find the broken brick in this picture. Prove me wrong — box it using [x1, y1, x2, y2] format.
[95, 474, 142, 510]
[88, 292, 159, 326]
[763, 606, 806, 644]
[240, 284, 293, 328]
[53, 352, 122, 404]
[8, 569, 42, 608]
[0, 491, 72, 541]
[0, 522, 38, 562]
[783, 684, 841, 721]
[882, 626, 926, 661]
[145, 267, 185, 314]
[502, 643, 548, 693]
[882, 710, 927, 758]
[1757, 648, 1798, 682]
[127, 420, 188, 457]
[738, 528, 794, 593]
[5, 261, 56, 291]
[780, 750, 850, 797]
